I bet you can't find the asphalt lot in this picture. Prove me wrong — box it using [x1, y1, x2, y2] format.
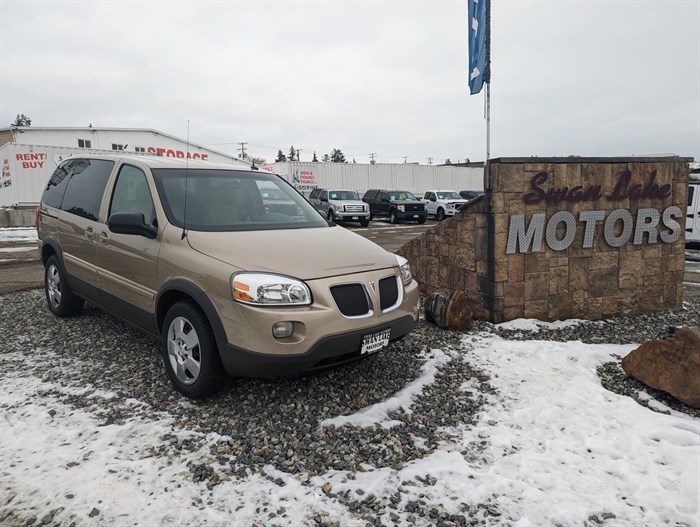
[1, 219, 699, 300]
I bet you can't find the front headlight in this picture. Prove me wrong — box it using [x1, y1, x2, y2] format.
[395, 255, 412, 285]
[397, 205, 405, 212]
[232, 273, 312, 306]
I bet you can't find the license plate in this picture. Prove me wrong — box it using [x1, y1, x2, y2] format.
[351, 216, 358, 220]
[413, 214, 419, 218]
[361, 328, 391, 355]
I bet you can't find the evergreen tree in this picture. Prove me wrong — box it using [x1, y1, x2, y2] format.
[276, 149, 287, 162]
[288, 145, 296, 162]
[330, 149, 346, 163]
[322, 153, 330, 162]
[444, 158, 452, 165]
[312, 151, 318, 162]
[11, 113, 31, 127]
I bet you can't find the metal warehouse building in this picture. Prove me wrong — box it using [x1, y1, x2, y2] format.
[264, 161, 484, 197]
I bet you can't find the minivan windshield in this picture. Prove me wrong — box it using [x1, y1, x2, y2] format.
[153, 169, 328, 231]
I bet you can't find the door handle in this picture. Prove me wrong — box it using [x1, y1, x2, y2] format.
[85, 226, 95, 240]
[99, 231, 110, 245]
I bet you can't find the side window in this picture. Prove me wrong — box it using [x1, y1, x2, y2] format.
[42, 159, 76, 208]
[60, 159, 115, 221]
[109, 165, 156, 225]
[309, 188, 320, 200]
[320, 190, 327, 201]
[689, 185, 695, 207]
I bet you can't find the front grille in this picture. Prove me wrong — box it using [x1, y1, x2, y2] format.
[344, 205, 364, 213]
[330, 284, 370, 317]
[405, 204, 424, 212]
[379, 276, 399, 310]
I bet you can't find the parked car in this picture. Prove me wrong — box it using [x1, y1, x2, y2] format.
[362, 189, 427, 224]
[36, 155, 419, 398]
[308, 188, 370, 226]
[421, 190, 469, 221]
[459, 190, 485, 201]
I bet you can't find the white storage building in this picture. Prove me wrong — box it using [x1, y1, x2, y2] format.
[263, 161, 484, 197]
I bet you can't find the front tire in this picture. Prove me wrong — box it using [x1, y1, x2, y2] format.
[359, 219, 369, 227]
[44, 255, 84, 317]
[162, 301, 227, 398]
[390, 210, 398, 224]
[436, 208, 445, 221]
[327, 209, 335, 223]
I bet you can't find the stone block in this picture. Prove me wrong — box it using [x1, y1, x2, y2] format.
[525, 272, 550, 301]
[549, 266, 569, 295]
[590, 269, 618, 297]
[549, 293, 573, 320]
[507, 255, 525, 282]
[601, 296, 619, 317]
[524, 300, 549, 319]
[504, 281, 526, 307]
[569, 257, 589, 291]
[590, 252, 618, 271]
[503, 306, 525, 321]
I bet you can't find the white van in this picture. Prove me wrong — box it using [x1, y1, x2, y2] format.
[687, 180, 700, 245]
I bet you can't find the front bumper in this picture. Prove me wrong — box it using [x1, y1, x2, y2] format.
[220, 315, 416, 377]
[335, 212, 370, 221]
[396, 211, 427, 221]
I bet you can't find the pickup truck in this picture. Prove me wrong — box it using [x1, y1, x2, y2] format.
[421, 190, 469, 221]
[362, 189, 427, 224]
[308, 188, 370, 226]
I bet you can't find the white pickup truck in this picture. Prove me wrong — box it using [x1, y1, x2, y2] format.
[421, 190, 469, 221]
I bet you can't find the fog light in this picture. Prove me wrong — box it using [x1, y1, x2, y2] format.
[272, 321, 294, 338]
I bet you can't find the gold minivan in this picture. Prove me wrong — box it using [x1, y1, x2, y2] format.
[37, 154, 419, 397]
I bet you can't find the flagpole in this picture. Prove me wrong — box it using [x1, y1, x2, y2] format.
[485, 0, 491, 191]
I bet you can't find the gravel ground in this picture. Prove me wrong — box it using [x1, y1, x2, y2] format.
[1, 290, 698, 526]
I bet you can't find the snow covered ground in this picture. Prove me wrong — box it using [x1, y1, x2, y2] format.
[1, 326, 697, 527]
[0, 227, 37, 243]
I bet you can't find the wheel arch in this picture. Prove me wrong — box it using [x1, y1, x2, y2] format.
[156, 279, 228, 354]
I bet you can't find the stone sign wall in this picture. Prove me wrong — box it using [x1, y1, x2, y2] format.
[398, 157, 691, 323]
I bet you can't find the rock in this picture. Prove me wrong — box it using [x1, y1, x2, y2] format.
[622, 326, 700, 408]
[424, 290, 473, 331]
[322, 482, 332, 494]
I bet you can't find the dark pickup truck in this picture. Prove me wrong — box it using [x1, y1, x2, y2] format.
[362, 189, 427, 224]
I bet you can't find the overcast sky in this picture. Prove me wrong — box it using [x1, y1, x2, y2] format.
[1, 0, 698, 164]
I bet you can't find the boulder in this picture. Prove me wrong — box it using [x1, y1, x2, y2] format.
[424, 290, 473, 331]
[621, 326, 700, 408]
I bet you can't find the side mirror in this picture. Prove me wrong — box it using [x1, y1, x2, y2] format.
[430, 197, 437, 202]
[320, 196, 328, 203]
[108, 212, 157, 239]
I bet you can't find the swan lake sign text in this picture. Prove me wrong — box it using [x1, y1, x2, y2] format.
[506, 169, 683, 254]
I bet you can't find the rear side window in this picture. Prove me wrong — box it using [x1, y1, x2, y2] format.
[689, 185, 695, 207]
[60, 159, 115, 221]
[42, 160, 75, 208]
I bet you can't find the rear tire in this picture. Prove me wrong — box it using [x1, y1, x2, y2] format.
[44, 255, 84, 317]
[162, 301, 227, 398]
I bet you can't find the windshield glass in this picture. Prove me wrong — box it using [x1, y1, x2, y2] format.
[329, 190, 360, 200]
[437, 191, 461, 199]
[152, 169, 328, 231]
[388, 191, 417, 201]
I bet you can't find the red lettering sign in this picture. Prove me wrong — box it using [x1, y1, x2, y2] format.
[146, 146, 208, 161]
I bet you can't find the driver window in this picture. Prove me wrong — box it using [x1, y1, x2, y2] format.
[110, 165, 156, 225]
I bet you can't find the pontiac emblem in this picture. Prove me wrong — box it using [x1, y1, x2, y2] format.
[368, 281, 376, 294]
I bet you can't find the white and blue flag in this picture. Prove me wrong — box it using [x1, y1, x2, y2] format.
[468, 0, 489, 95]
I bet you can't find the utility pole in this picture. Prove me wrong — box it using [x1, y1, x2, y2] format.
[369, 153, 377, 164]
[403, 156, 408, 164]
[295, 148, 302, 162]
[237, 142, 248, 159]
[427, 157, 433, 165]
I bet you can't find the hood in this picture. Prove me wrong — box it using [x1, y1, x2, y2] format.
[185, 226, 398, 280]
[448, 200, 469, 205]
[391, 199, 423, 205]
